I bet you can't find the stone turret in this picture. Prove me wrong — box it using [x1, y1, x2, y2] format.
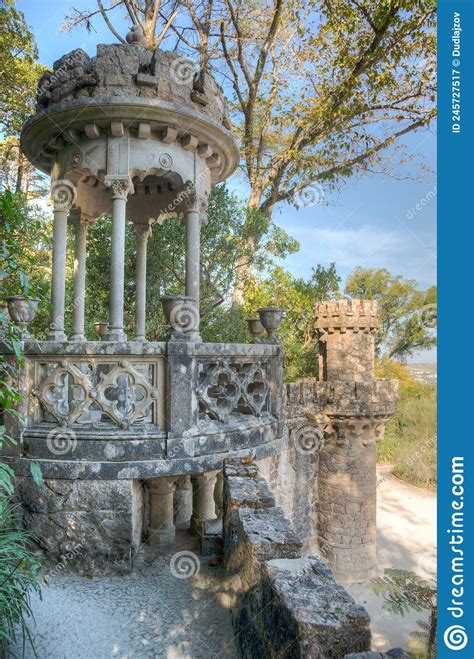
[315, 299, 379, 381]
[316, 299, 397, 581]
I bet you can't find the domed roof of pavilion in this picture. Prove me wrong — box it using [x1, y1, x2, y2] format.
[21, 41, 238, 181]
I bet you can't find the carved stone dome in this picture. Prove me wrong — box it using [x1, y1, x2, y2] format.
[21, 43, 238, 184]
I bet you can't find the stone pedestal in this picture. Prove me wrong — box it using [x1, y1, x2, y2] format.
[148, 476, 176, 546]
[174, 475, 193, 529]
[191, 471, 219, 535]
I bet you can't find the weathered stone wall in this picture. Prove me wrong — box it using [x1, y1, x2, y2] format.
[15, 478, 144, 574]
[223, 459, 372, 657]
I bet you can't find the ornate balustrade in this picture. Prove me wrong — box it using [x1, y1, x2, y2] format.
[2, 340, 284, 480]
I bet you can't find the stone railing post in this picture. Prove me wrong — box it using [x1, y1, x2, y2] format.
[48, 180, 76, 341]
[191, 470, 219, 535]
[148, 476, 177, 546]
[104, 175, 133, 341]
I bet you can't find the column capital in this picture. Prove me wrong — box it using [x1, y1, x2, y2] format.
[70, 211, 94, 231]
[104, 175, 134, 200]
[50, 179, 76, 212]
[181, 188, 209, 215]
[133, 221, 153, 239]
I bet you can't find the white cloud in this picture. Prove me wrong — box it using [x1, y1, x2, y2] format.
[279, 222, 436, 288]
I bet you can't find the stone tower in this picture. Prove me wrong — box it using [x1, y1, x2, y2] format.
[316, 299, 397, 581]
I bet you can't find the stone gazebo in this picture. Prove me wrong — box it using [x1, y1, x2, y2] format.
[2, 42, 284, 570]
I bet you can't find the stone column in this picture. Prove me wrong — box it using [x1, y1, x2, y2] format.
[191, 471, 218, 535]
[48, 181, 75, 341]
[174, 475, 193, 529]
[104, 175, 133, 341]
[183, 193, 207, 309]
[148, 476, 176, 546]
[214, 470, 224, 520]
[134, 223, 151, 341]
[318, 419, 383, 582]
[71, 215, 90, 341]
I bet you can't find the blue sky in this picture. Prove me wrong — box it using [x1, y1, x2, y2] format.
[18, 0, 437, 361]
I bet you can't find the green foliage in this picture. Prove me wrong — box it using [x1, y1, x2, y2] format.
[0, 190, 43, 656]
[0, 500, 42, 657]
[376, 360, 436, 488]
[371, 569, 436, 658]
[0, 0, 45, 136]
[244, 263, 341, 380]
[345, 267, 437, 360]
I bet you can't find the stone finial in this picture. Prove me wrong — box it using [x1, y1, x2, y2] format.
[126, 25, 147, 47]
[315, 299, 379, 334]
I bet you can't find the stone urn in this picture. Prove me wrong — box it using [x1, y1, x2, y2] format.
[160, 296, 200, 341]
[258, 307, 284, 343]
[5, 295, 39, 338]
[95, 321, 109, 339]
[246, 317, 265, 343]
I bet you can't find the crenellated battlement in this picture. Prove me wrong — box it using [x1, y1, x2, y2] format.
[315, 299, 380, 333]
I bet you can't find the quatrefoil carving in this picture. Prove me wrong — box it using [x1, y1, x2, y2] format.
[36, 360, 157, 427]
[38, 361, 92, 425]
[197, 360, 269, 423]
[241, 362, 268, 416]
[96, 362, 155, 427]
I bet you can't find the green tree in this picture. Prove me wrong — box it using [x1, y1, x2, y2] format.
[244, 262, 341, 380]
[64, 0, 436, 297]
[371, 569, 437, 657]
[0, 0, 44, 136]
[345, 266, 436, 360]
[0, 190, 43, 656]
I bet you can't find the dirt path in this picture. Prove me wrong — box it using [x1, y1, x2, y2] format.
[346, 466, 437, 651]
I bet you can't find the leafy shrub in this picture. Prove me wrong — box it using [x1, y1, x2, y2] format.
[0, 500, 41, 656]
[371, 568, 436, 658]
